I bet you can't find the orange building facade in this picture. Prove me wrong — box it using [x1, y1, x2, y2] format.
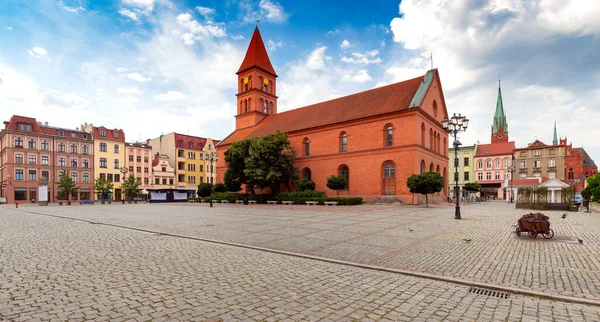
[217, 28, 449, 203]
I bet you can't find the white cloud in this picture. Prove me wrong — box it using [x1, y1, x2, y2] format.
[306, 46, 331, 70]
[175, 13, 226, 45]
[196, 6, 215, 17]
[326, 29, 340, 37]
[28, 47, 51, 61]
[154, 91, 188, 101]
[122, 0, 154, 10]
[340, 39, 351, 50]
[267, 39, 283, 52]
[232, 35, 245, 40]
[126, 72, 151, 82]
[58, 1, 85, 13]
[116, 67, 129, 73]
[259, 0, 288, 22]
[350, 69, 371, 83]
[7, 26, 12, 31]
[341, 51, 382, 65]
[117, 86, 140, 95]
[119, 8, 140, 21]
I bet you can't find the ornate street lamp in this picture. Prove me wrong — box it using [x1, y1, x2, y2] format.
[442, 113, 469, 219]
[119, 166, 128, 204]
[508, 155, 516, 203]
[208, 152, 216, 208]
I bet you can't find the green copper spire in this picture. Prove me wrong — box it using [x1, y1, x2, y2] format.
[492, 81, 508, 134]
[552, 121, 558, 145]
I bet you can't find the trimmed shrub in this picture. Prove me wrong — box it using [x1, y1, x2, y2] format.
[212, 183, 228, 193]
[197, 183, 213, 198]
[275, 190, 326, 201]
[297, 179, 316, 191]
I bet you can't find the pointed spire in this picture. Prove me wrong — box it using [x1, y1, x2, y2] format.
[236, 27, 277, 76]
[553, 120, 558, 145]
[492, 81, 508, 134]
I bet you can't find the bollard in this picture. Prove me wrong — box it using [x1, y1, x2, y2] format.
[16, 202, 18, 208]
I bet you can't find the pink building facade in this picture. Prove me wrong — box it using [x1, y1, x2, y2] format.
[125, 142, 152, 192]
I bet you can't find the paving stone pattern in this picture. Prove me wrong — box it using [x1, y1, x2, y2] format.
[0, 203, 599, 321]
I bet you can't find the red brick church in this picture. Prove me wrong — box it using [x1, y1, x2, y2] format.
[216, 27, 450, 203]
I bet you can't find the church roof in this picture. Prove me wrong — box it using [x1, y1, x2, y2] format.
[236, 27, 277, 77]
[574, 147, 597, 169]
[219, 73, 427, 146]
[475, 141, 515, 157]
[552, 121, 558, 145]
[492, 83, 508, 134]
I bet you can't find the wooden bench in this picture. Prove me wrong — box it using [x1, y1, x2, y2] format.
[324, 201, 338, 206]
[282, 200, 294, 205]
[221, 200, 230, 203]
[79, 200, 94, 205]
[235, 200, 244, 204]
[267, 200, 278, 205]
[305, 201, 318, 206]
[248, 200, 257, 204]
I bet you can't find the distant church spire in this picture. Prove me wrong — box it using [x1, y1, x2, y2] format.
[553, 120, 558, 145]
[491, 80, 509, 143]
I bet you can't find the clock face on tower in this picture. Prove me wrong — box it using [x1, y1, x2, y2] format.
[263, 78, 269, 85]
[243, 77, 249, 84]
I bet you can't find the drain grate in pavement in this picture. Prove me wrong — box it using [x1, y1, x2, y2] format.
[469, 286, 509, 299]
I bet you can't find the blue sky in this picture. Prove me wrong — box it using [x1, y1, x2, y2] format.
[1, 0, 599, 161]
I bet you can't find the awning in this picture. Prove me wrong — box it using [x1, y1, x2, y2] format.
[141, 189, 149, 195]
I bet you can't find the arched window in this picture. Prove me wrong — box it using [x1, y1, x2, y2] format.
[244, 99, 248, 113]
[385, 124, 393, 147]
[420, 160, 426, 174]
[486, 160, 492, 168]
[421, 123, 426, 146]
[383, 161, 395, 178]
[70, 144, 77, 153]
[443, 138, 447, 156]
[269, 102, 274, 114]
[478, 160, 483, 169]
[239, 101, 243, 114]
[436, 165, 440, 173]
[339, 165, 349, 189]
[41, 140, 49, 151]
[82, 145, 89, 154]
[430, 163, 434, 172]
[177, 140, 184, 147]
[58, 142, 65, 152]
[433, 100, 438, 118]
[302, 168, 312, 181]
[430, 129, 433, 150]
[433, 131, 437, 152]
[437, 133, 441, 153]
[568, 168, 574, 180]
[263, 99, 268, 114]
[303, 138, 310, 157]
[188, 141, 194, 149]
[504, 158, 510, 167]
[495, 159, 501, 168]
[340, 132, 347, 152]
[28, 139, 36, 149]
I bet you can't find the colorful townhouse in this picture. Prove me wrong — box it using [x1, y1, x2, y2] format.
[82, 123, 126, 201]
[447, 144, 478, 200]
[125, 142, 153, 197]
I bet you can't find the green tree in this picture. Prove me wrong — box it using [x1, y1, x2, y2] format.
[212, 183, 227, 193]
[326, 175, 347, 197]
[224, 138, 253, 191]
[406, 172, 444, 207]
[94, 176, 114, 203]
[585, 173, 600, 202]
[223, 171, 242, 192]
[122, 174, 141, 202]
[297, 179, 316, 191]
[197, 183, 213, 198]
[463, 182, 481, 192]
[57, 171, 79, 205]
[581, 186, 593, 200]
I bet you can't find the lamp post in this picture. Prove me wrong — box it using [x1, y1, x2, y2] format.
[208, 152, 216, 208]
[508, 156, 515, 203]
[442, 113, 469, 219]
[119, 167, 128, 204]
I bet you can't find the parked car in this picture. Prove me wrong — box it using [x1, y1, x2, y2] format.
[574, 194, 583, 205]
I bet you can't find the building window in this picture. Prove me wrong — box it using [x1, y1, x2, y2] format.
[504, 172, 510, 180]
[41, 140, 49, 150]
[495, 172, 500, 180]
[486, 160, 492, 168]
[503, 159, 509, 167]
[136, 156, 141, 162]
[549, 149, 556, 155]
[82, 159, 89, 168]
[161, 167, 166, 172]
[15, 154, 23, 164]
[100, 158, 107, 168]
[568, 168, 574, 180]
[29, 155, 36, 165]
[534, 160, 541, 169]
[384, 125, 393, 147]
[421, 123, 426, 146]
[58, 142, 66, 152]
[188, 151, 196, 159]
[340, 132, 347, 152]
[549, 172, 556, 179]
[548, 160, 555, 168]
[15, 137, 24, 147]
[163, 178, 168, 185]
[478, 173, 483, 180]
[303, 138, 310, 156]
[136, 167, 141, 173]
[70, 144, 77, 153]
[520, 161, 526, 169]
[144, 178, 149, 185]
[302, 168, 312, 181]
[486, 172, 491, 180]
[42, 171, 49, 180]
[114, 174, 120, 182]
[169, 179, 174, 185]
[83, 173, 89, 182]
[99, 143, 107, 152]
[477, 160, 483, 169]
[71, 172, 78, 182]
[58, 157, 66, 167]
[28, 139, 37, 149]
[129, 166, 134, 172]
[15, 169, 24, 180]
[82, 145, 89, 154]
[178, 140, 184, 147]
[144, 157, 148, 163]
[113, 131, 119, 139]
[144, 167, 148, 173]
[129, 155, 134, 162]
[187, 164, 196, 171]
[14, 188, 26, 200]
[28, 170, 36, 181]
[495, 159, 500, 168]
[114, 145, 119, 153]
[464, 157, 469, 167]
[71, 159, 78, 168]
[114, 159, 120, 169]
[187, 176, 196, 184]
[99, 129, 106, 136]
[200, 165, 204, 172]
[156, 179, 160, 185]
[464, 172, 469, 181]
[107, 174, 113, 182]
[18, 123, 33, 132]
[533, 150, 541, 156]
[136, 177, 141, 184]
[339, 166, 349, 190]
[42, 156, 49, 165]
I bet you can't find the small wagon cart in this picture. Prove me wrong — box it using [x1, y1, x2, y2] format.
[515, 213, 554, 239]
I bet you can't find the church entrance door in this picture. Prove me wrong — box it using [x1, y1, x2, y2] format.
[383, 161, 396, 195]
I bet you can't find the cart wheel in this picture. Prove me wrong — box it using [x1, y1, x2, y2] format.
[515, 227, 521, 236]
[528, 229, 537, 239]
[542, 229, 554, 239]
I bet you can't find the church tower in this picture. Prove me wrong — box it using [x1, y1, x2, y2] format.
[491, 81, 509, 143]
[235, 27, 278, 130]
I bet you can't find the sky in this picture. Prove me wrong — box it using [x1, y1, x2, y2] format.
[0, 0, 599, 161]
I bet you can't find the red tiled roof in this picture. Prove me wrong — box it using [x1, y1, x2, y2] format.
[2, 115, 90, 140]
[90, 125, 125, 142]
[174, 133, 207, 151]
[512, 179, 540, 186]
[219, 75, 425, 146]
[475, 141, 515, 157]
[3, 115, 45, 133]
[236, 27, 277, 76]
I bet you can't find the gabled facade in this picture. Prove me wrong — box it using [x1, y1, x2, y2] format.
[217, 27, 450, 203]
[514, 139, 566, 180]
[448, 145, 478, 199]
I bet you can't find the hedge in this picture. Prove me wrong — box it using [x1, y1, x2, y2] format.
[275, 190, 325, 201]
[204, 192, 362, 205]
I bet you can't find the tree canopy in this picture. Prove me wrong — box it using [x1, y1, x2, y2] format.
[94, 175, 114, 202]
[197, 183, 213, 198]
[57, 171, 79, 205]
[122, 174, 141, 200]
[464, 182, 481, 192]
[326, 175, 346, 196]
[585, 173, 600, 202]
[224, 131, 297, 194]
[406, 172, 444, 207]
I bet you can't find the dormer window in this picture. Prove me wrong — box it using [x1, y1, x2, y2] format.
[189, 141, 194, 149]
[113, 132, 119, 139]
[99, 129, 106, 136]
[177, 140, 184, 147]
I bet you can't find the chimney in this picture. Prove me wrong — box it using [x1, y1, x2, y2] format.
[44, 122, 48, 126]
[38, 122, 42, 125]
